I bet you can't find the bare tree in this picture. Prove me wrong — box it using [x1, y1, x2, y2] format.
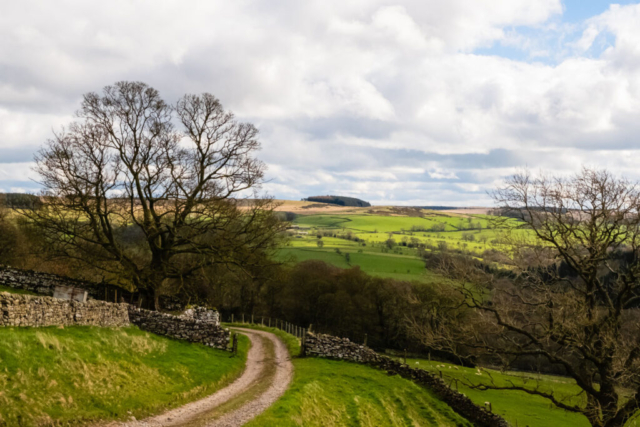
[27, 82, 285, 309]
[408, 168, 640, 427]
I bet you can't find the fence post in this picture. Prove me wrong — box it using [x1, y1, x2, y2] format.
[251, 314, 254, 324]
[364, 333, 368, 347]
[242, 314, 244, 324]
[404, 349, 407, 365]
[261, 317, 264, 326]
[231, 313, 234, 323]
[268, 317, 271, 328]
[231, 333, 238, 355]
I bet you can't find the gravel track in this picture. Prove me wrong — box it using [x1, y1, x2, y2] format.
[105, 328, 293, 427]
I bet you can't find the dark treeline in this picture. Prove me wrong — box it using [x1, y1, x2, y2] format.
[0, 193, 42, 209]
[303, 195, 371, 207]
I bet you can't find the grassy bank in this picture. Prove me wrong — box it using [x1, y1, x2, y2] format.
[0, 326, 248, 426]
[228, 324, 471, 427]
[404, 358, 590, 427]
[246, 358, 472, 427]
[0, 285, 37, 295]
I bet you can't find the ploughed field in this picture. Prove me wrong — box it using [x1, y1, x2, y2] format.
[277, 204, 523, 282]
[0, 326, 248, 426]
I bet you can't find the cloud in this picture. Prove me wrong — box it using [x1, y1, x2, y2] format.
[1, 1, 640, 205]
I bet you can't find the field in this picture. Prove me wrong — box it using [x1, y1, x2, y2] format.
[277, 202, 518, 282]
[0, 326, 248, 426]
[401, 358, 588, 427]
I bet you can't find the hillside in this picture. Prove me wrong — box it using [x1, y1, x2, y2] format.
[247, 358, 473, 427]
[0, 325, 247, 426]
[279, 207, 521, 282]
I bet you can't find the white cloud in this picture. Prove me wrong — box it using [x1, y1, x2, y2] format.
[2, 0, 640, 205]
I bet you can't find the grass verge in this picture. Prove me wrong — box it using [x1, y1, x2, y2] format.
[0, 325, 248, 426]
[245, 358, 472, 427]
[0, 285, 37, 295]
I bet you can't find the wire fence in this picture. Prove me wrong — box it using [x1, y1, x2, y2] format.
[221, 313, 310, 340]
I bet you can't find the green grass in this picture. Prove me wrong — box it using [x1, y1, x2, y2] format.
[0, 325, 248, 426]
[281, 211, 530, 281]
[405, 358, 590, 427]
[0, 285, 37, 295]
[228, 324, 472, 427]
[246, 358, 473, 427]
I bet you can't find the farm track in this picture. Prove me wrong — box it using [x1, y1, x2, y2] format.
[106, 328, 293, 427]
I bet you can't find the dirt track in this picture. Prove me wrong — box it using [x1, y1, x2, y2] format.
[107, 328, 293, 427]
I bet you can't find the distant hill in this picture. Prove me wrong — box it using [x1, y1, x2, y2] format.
[413, 206, 459, 210]
[302, 195, 371, 207]
[0, 193, 42, 209]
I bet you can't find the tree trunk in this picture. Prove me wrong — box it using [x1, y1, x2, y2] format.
[153, 287, 160, 311]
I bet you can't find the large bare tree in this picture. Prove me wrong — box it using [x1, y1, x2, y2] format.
[409, 168, 640, 427]
[27, 81, 284, 308]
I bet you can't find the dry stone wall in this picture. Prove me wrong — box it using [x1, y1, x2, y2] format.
[0, 265, 103, 298]
[0, 265, 185, 310]
[128, 307, 229, 350]
[0, 293, 130, 327]
[304, 332, 509, 427]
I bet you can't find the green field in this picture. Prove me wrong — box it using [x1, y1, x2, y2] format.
[404, 357, 640, 427]
[400, 358, 588, 427]
[0, 326, 248, 426]
[280, 211, 514, 282]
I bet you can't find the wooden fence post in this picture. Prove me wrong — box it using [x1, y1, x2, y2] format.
[232, 334, 238, 355]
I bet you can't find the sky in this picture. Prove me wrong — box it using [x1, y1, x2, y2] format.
[1, 1, 640, 206]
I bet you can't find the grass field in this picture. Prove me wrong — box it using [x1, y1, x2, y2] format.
[0, 326, 248, 426]
[279, 208, 517, 282]
[402, 357, 640, 427]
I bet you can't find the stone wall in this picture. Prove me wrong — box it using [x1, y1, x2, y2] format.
[128, 307, 229, 350]
[0, 265, 103, 298]
[0, 265, 185, 310]
[0, 293, 130, 327]
[304, 332, 509, 427]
